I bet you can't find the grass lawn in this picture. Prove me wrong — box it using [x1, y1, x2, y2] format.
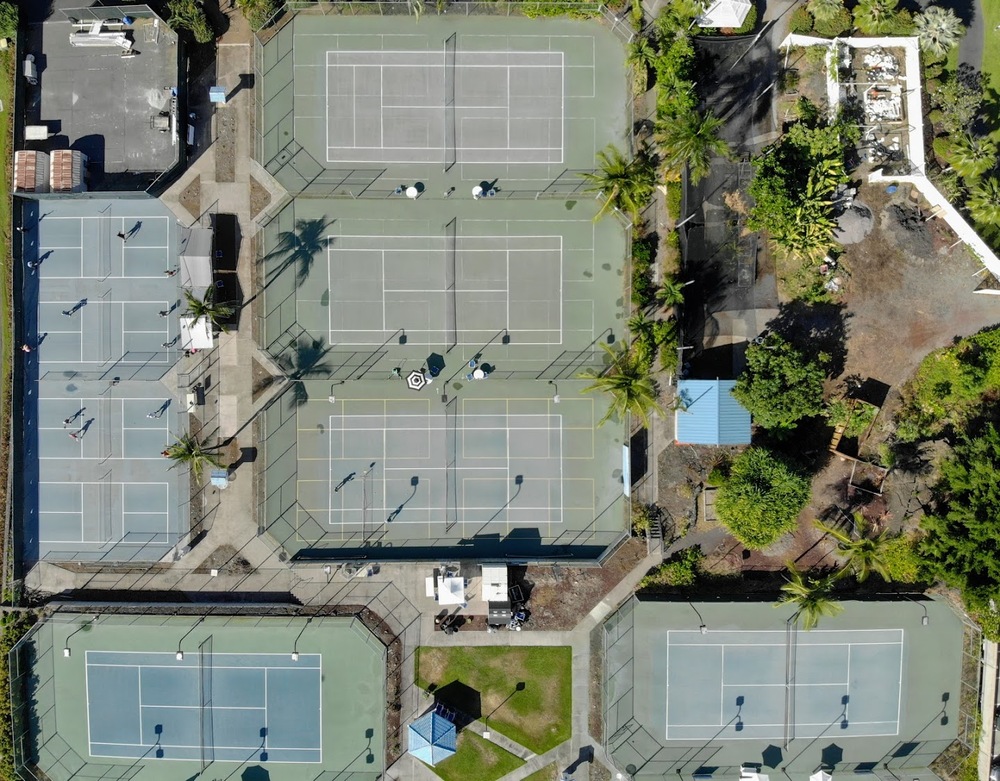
[523, 763, 559, 781]
[981, 0, 1000, 91]
[416, 646, 573, 754]
[427, 731, 525, 781]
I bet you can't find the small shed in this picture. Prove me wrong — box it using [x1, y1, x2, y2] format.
[697, 0, 753, 27]
[179, 315, 213, 351]
[179, 227, 214, 294]
[675, 379, 751, 445]
[480, 564, 508, 602]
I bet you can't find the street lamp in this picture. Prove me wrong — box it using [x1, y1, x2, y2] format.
[548, 380, 560, 404]
[175, 616, 205, 661]
[292, 617, 313, 661]
[484, 681, 525, 739]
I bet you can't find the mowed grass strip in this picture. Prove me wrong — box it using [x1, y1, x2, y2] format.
[416, 646, 572, 754]
[427, 730, 525, 781]
[981, 0, 1000, 91]
[523, 762, 559, 781]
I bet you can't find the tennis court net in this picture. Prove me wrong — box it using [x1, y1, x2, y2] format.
[444, 397, 458, 532]
[198, 636, 214, 769]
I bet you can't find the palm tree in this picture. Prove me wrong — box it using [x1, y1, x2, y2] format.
[949, 133, 997, 180]
[656, 276, 688, 307]
[406, 0, 424, 19]
[626, 35, 657, 93]
[853, 0, 900, 34]
[814, 518, 893, 582]
[184, 288, 236, 332]
[163, 433, 224, 482]
[808, 0, 844, 24]
[578, 341, 663, 427]
[276, 335, 334, 407]
[657, 111, 731, 184]
[263, 217, 332, 288]
[580, 145, 657, 222]
[915, 6, 964, 58]
[968, 177, 1000, 225]
[775, 565, 844, 630]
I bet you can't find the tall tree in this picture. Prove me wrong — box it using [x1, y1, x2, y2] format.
[183, 288, 236, 332]
[853, 0, 901, 34]
[657, 111, 731, 184]
[163, 433, 224, 482]
[915, 6, 964, 58]
[814, 518, 894, 581]
[807, 0, 844, 24]
[578, 341, 663, 426]
[580, 146, 657, 222]
[656, 276, 688, 307]
[627, 35, 657, 93]
[968, 177, 1000, 225]
[715, 448, 811, 549]
[948, 133, 997, 180]
[732, 332, 828, 432]
[775, 565, 844, 630]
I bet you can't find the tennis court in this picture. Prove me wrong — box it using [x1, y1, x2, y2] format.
[20, 198, 188, 563]
[326, 231, 562, 346]
[259, 14, 626, 193]
[87, 651, 321, 762]
[664, 628, 903, 741]
[12, 614, 386, 781]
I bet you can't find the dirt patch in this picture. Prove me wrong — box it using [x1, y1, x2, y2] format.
[251, 357, 277, 402]
[196, 544, 253, 575]
[250, 176, 271, 219]
[215, 107, 237, 183]
[518, 537, 646, 631]
[178, 175, 201, 222]
[656, 443, 745, 533]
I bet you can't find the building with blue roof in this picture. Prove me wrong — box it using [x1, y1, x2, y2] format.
[674, 379, 751, 445]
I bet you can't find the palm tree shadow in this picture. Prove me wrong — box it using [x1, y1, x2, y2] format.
[262, 217, 334, 288]
[276, 335, 334, 407]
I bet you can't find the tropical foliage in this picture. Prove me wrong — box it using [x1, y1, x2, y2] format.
[166, 0, 213, 43]
[931, 69, 986, 137]
[0, 2, 17, 40]
[807, 0, 843, 24]
[968, 177, 1000, 225]
[236, 0, 280, 30]
[814, 519, 894, 581]
[853, 0, 913, 35]
[163, 433, 224, 482]
[657, 111, 731, 184]
[920, 425, 1000, 637]
[639, 547, 704, 590]
[715, 448, 811, 549]
[578, 341, 663, 426]
[775, 565, 843, 630]
[580, 145, 657, 221]
[914, 6, 964, 58]
[183, 288, 235, 332]
[748, 120, 855, 259]
[732, 332, 828, 432]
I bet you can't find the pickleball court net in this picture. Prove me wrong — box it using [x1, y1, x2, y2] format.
[443, 34, 457, 172]
[444, 218, 458, 352]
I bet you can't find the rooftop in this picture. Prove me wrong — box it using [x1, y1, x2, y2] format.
[23, 6, 182, 191]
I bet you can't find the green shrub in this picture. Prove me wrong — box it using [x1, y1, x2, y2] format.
[237, 0, 280, 30]
[824, 398, 878, 439]
[790, 6, 814, 32]
[639, 546, 704, 589]
[631, 502, 656, 536]
[0, 2, 17, 39]
[812, 6, 851, 36]
[733, 3, 758, 33]
[665, 230, 680, 250]
[715, 448, 810, 549]
[0, 612, 36, 781]
[666, 181, 683, 220]
[167, 0, 213, 43]
[706, 459, 730, 486]
[631, 235, 657, 307]
[879, 533, 925, 584]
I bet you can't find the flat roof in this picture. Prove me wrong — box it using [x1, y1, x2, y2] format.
[604, 598, 964, 777]
[18, 198, 190, 563]
[11, 613, 386, 781]
[23, 13, 180, 189]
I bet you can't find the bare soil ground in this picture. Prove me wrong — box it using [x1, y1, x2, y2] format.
[215, 107, 237, 183]
[250, 176, 271, 219]
[178, 175, 201, 222]
[518, 538, 646, 631]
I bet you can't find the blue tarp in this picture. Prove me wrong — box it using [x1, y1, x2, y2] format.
[407, 712, 457, 765]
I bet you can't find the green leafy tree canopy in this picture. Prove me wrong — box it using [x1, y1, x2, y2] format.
[715, 448, 811, 549]
[732, 332, 828, 431]
[0, 2, 18, 39]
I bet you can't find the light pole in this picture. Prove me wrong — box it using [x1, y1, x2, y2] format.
[292, 617, 313, 661]
[175, 616, 205, 661]
[483, 681, 525, 739]
[548, 380, 560, 404]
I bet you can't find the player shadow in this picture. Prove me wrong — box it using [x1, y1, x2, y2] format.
[261, 216, 334, 288]
[126, 221, 142, 239]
